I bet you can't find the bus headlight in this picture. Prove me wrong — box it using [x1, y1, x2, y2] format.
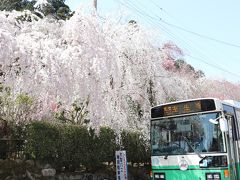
[154, 173, 165, 180]
[206, 173, 221, 180]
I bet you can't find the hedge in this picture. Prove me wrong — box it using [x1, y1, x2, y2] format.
[8, 121, 150, 171]
[121, 130, 150, 165]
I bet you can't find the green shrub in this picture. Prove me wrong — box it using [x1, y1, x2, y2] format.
[98, 127, 117, 164]
[0, 120, 25, 159]
[25, 121, 61, 164]
[24, 121, 104, 171]
[83, 127, 102, 171]
[24, 121, 150, 172]
[121, 130, 150, 165]
[57, 123, 89, 171]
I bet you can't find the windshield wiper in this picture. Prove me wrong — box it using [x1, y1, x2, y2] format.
[182, 135, 203, 159]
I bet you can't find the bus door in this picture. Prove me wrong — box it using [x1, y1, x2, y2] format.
[235, 110, 240, 178]
[226, 114, 239, 179]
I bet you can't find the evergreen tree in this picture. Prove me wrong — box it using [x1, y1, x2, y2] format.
[0, 0, 72, 20]
[0, 0, 35, 11]
[34, 0, 72, 20]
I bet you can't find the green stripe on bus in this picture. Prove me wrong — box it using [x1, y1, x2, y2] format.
[152, 168, 230, 180]
[152, 165, 228, 170]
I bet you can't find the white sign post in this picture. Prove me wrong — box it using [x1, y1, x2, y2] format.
[116, 150, 128, 180]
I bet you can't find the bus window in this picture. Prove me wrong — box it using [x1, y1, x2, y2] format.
[151, 113, 225, 156]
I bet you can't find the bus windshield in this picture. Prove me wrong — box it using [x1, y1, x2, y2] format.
[151, 113, 225, 156]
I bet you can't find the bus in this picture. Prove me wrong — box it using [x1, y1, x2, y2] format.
[150, 98, 240, 180]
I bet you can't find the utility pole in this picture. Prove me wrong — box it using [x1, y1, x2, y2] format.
[93, 0, 97, 11]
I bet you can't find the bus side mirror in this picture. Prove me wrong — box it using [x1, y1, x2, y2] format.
[219, 118, 228, 132]
[209, 116, 228, 132]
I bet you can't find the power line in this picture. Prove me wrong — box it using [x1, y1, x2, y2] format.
[147, 0, 240, 49]
[160, 20, 240, 49]
[186, 54, 240, 78]
[147, 1, 240, 74]
[147, 1, 240, 64]
[118, 0, 240, 80]
[146, 2, 238, 72]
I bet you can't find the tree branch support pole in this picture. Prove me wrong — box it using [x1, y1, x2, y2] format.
[93, 0, 97, 11]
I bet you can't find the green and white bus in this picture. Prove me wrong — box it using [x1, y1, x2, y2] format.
[150, 98, 240, 180]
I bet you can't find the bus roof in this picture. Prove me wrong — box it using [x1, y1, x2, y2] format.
[152, 98, 240, 109]
[152, 97, 219, 108]
[223, 100, 240, 109]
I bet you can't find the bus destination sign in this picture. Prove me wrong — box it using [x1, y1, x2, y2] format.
[163, 101, 201, 116]
[151, 99, 216, 118]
